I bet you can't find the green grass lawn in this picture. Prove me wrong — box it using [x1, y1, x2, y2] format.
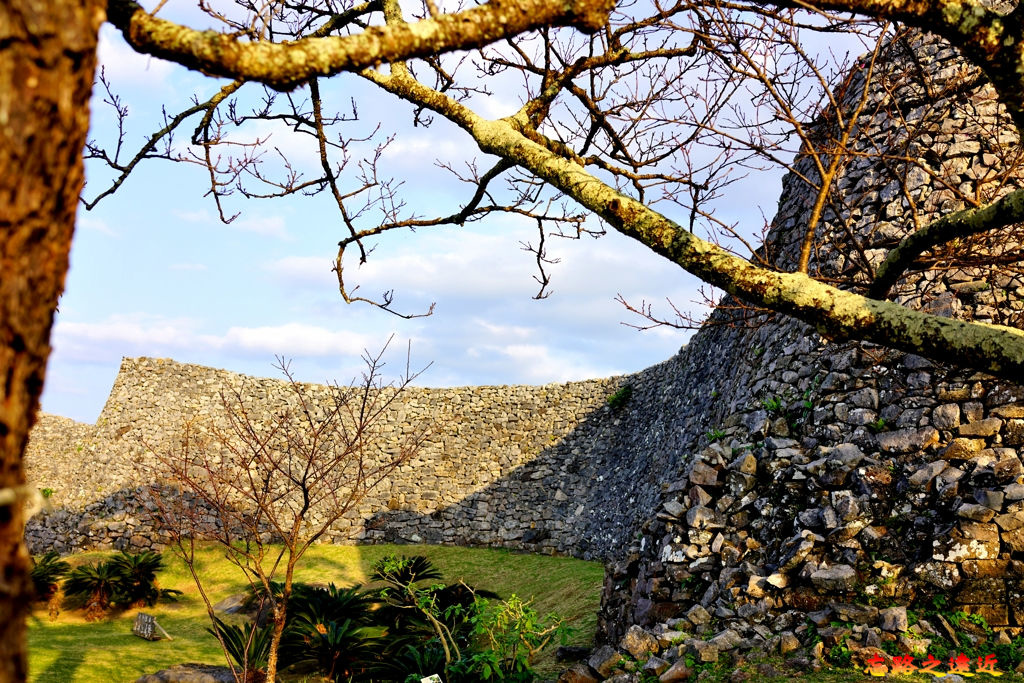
[28, 544, 605, 682]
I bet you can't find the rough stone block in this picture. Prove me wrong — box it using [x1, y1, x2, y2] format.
[994, 455, 1024, 483]
[957, 503, 996, 522]
[642, 656, 670, 676]
[620, 624, 660, 657]
[880, 606, 908, 632]
[959, 418, 1003, 437]
[1006, 419, 1024, 446]
[958, 578, 1007, 604]
[877, 427, 939, 453]
[588, 645, 623, 678]
[557, 663, 600, 683]
[932, 404, 961, 430]
[961, 559, 1011, 578]
[941, 438, 986, 460]
[658, 658, 694, 683]
[830, 602, 879, 624]
[811, 564, 857, 591]
[689, 461, 720, 487]
[935, 523, 1001, 561]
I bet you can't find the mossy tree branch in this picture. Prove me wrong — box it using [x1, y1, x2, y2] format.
[104, 0, 615, 91]
[365, 68, 1024, 379]
[800, 0, 1024, 131]
[869, 187, 1024, 298]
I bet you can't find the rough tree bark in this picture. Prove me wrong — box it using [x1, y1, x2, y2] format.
[0, 1, 103, 680]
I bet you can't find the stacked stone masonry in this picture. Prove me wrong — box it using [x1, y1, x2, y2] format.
[24, 27, 1024, 681]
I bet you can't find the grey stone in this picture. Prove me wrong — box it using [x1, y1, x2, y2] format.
[659, 658, 694, 682]
[829, 602, 878, 624]
[876, 427, 939, 453]
[708, 629, 742, 651]
[880, 606, 908, 632]
[932, 404, 961, 430]
[811, 564, 857, 591]
[589, 645, 623, 678]
[957, 503, 996, 522]
[908, 460, 948, 488]
[643, 656, 670, 676]
[135, 665, 235, 683]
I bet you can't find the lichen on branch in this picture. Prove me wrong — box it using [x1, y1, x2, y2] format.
[104, 0, 615, 90]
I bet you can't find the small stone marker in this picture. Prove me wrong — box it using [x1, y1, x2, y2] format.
[132, 612, 173, 641]
[420, 676, 442, 683]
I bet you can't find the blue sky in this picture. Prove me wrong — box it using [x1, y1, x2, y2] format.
[41, 10, 808, 423]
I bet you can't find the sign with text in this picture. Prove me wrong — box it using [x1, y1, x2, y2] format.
[865, 652, 1003, 677]
[132, 613, 159, 641]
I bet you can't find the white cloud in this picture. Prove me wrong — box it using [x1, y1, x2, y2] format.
[172, 207, 291, 240]
[76, 214, 118, 237]
[232, 215, 290, 240]
[380, 136, 467, 166]
[174, 209, 212, 223]
[202, 323, 372, 357]
[52, 315, 200, 362]
[474, 343, 618, 384]
[96, 26, 173, 88]
[53, 315, 375, 362]
[474, 319, 533, 340]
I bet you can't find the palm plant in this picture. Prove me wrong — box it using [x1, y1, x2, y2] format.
[281, 616, 376, 682]
[207, 615, 273, 683]
[108, 550, 168, 606]
[372, 642, 448, 683]
[279, 583, 380, 681]
[29, 551, 70, 600]
[371, 555, 443, 588]
[64, 562, 121, 620]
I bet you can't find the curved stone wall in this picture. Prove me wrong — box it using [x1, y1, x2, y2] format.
[595, 27, 1024, 659]
[25, 356, 655, 558]
[23, 25, 1024, 674]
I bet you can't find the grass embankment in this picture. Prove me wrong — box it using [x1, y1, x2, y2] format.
[28, 544, 604, 682]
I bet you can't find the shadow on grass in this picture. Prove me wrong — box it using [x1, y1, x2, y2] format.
[28, 615, 86, 683]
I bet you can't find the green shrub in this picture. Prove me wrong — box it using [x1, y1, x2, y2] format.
[607, 385, 633, 411]
[62, 550, 179, 619]
[207, 615, 273, 679]
[705, 428, 726, 443]
[455, 594, 569, 681]
[279, 583, 380, 680]
[108, 550, 180, 607]
[30, 551, 69, 600]
[64, 562, 122, 621]
[372, 554, 443, 588]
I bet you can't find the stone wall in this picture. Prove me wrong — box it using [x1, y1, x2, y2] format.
[25, 357, 660, 558]
[578, 27, 1024, 681]
[23, 24, 1024, 680]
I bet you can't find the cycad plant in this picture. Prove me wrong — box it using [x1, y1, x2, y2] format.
[278, 583, 379, 681]
[207, 616, 274, 683]
[30, 551, 70, 600]
[62, 550, 179, 619]
[64, 561, 121, 621]
[108, 550, 175, 606]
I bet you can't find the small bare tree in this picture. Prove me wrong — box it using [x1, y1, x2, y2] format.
[147, 341, 430, 683]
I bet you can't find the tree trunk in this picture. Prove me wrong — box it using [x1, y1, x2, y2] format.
[0, 2, 103, 680]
